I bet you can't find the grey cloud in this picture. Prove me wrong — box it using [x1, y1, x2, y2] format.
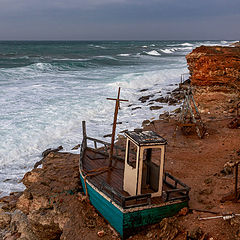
[0, 0, 239, 40]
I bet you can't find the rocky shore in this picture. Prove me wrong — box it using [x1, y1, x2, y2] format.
[1, 43, 240, 240]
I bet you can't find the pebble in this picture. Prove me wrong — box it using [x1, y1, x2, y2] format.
[97, 230, 105, 237]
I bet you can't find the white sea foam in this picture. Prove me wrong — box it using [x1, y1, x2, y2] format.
[180, 43, 193, 46]
[94, 55, 118, 61]
[91, 45, 107, 49]
[144, 50, 161, 56]
[142, 45, 148, 48]
[161, 48, 175, 54]
[117, 54, 130, 57]
[53, 58, 89, 61]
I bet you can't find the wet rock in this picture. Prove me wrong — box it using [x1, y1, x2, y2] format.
[42, 146, 63, 158]
[132, 106, 141, 111]
[3, 179, 11, 182]
[154, 97, 168, 103]
[159, 112, 170, 119]
[168, 97, 178, 105]
[71, 144, 80, 150]
[139, 88, 148, 92]
[103, 133, 112, 138]
[142, 120, 150, 127]
[172, 107, 181, 114]
[138, 95, 154, 103]
[150, 106, 163, 111]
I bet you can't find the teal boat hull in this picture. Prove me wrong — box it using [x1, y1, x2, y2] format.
[80, 173, 188, 239]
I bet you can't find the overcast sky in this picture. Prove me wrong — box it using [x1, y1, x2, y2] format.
[0, 0, 239, 40]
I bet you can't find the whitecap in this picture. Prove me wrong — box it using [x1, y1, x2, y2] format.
[142, 45, 148, 48]
[93, 45, 107, 49]
[221, 41, 228, 44]
[32, 62, 55, 71]
[180, 43, 193, 46]
[94, 55, 118, 61]
[161, 48, 175, 54]
[53, 58, 89, 61]
[145, 50, 161, 56]
[117, 54, 130, 57]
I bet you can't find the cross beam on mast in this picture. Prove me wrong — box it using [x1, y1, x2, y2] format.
[107, 87, 128, 167]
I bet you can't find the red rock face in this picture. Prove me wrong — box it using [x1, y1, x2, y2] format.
[186, 45, 240, 86]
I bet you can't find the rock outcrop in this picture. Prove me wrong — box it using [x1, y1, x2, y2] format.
[186, 45, 240, 88]
[0, 152, 117, 240]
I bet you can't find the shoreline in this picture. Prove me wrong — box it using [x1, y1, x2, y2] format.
[0, 43, 239, 239]
[1, 82, 239, 240]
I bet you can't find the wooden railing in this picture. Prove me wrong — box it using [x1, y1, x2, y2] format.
[100, 181, 151, 209]
[163, 172, 190, 202]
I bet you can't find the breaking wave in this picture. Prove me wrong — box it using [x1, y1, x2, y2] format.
[144, 50, 161, 56]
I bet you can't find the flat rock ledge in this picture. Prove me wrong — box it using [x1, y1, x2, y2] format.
[0, 152, 119, 240]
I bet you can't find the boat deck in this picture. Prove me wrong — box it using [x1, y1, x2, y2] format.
[81, 147, 189, 207]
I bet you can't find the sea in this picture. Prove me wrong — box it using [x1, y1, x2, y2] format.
[0, 40, 235, 197]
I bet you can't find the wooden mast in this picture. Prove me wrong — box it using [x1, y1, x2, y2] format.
[107, 87, 128, 167]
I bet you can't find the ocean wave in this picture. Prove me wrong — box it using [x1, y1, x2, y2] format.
[94, 55, 118, 61]
[117, 54, 131, 57]
[110, 68, 186, 89]
[160, 48, 176, 54]
[90, 44, 107, 49]
[144, 50, 161, 56]
[142, 45, 148, 48]
[53, 58, 89, 61]
[30, 62, 56, 71]
[180, 43, 193, 46]
[179, 47, 193, 50]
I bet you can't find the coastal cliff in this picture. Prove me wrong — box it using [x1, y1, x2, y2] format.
[186, 44, 240, 117]
[186, 45, 240, 88]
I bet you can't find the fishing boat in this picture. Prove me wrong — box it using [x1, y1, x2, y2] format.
[79, 88, 190, 239]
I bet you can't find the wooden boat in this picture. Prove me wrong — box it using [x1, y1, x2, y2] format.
[79, 88, 190, 239]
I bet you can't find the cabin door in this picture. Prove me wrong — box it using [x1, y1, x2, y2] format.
[140, 146, 164, 197]
[123, 139, 140, 196]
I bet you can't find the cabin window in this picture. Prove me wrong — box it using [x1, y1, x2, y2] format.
[127, 140, 137, 168]
[141, 148, 161, 193]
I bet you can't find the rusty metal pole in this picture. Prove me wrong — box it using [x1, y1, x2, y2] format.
[235, 163, 239, 202]
[108, 87, 121, 167]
